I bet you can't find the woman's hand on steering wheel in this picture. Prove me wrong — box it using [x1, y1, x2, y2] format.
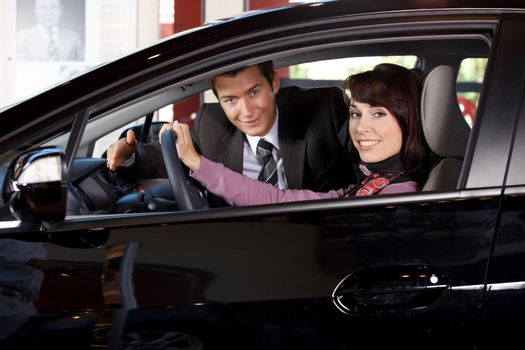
[171, 121, 202, 172]
[160, 122, 208, 211]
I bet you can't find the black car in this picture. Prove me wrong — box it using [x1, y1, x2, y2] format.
[1, 0, 525, 348]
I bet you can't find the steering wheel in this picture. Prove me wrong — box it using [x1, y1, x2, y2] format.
[160, 129, 209, 211]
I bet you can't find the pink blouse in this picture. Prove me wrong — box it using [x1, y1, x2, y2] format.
[191, 157, 418, 206]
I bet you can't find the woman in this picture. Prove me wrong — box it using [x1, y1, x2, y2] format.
[172, 63, 430, 206]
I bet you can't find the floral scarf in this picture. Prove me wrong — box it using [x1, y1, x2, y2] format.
[344, 154, 411, 197]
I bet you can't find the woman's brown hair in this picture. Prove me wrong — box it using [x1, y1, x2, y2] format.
[343, 63, 429, 183]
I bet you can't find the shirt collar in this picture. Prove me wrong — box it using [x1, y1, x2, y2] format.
[246, 108, 280, 154]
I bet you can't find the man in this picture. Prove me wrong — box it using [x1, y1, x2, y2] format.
[107, 61, 356, 207]
[16, 0, 84, 61]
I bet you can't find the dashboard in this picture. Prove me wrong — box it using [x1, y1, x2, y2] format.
[67, 158, 177, 215]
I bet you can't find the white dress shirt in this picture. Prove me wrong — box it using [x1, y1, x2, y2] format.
[244, 111, 288, 189]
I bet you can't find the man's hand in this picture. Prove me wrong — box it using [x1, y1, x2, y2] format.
[106, 129, 137, 171]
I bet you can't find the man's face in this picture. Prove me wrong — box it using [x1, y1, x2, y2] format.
[215, 65, 279, 137]
[35, 0, 63, 28]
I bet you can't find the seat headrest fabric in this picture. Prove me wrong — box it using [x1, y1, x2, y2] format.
[420, 65, 471, 159]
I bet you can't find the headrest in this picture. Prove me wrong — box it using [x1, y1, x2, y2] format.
[420, 65, 471, 159]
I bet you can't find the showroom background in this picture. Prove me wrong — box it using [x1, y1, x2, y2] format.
[0, 0, 299, 109]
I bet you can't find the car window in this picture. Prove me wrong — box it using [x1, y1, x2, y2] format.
[457, 57, 488, 127]
[282, 55, 418, 88]
[0, 34, 492, 224]
[288, 55, 418, 80]
[91, 55, 419, 159]
[93, 116, 147, 158]
[72, 48, 490, 216]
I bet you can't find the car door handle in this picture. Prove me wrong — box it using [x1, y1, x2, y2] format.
[332, 264, 448, 315]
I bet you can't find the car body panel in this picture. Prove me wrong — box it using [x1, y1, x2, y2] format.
[7, 192, 499, 347]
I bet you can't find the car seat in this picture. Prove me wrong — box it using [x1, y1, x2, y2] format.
[420, 65, 471, 191]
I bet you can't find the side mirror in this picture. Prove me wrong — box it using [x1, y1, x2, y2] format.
[2, 146, 67, 222]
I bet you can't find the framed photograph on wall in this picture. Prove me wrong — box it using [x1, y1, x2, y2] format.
[2, 0, 138, 108]
[15, 0, 86, 62]
[3, 0, 91, 107]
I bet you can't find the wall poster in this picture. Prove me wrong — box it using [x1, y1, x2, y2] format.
[5, 0, 92, 106]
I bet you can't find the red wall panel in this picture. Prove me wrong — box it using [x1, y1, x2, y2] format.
[171, 0, 203, 124]
[248, 0, 289, 10]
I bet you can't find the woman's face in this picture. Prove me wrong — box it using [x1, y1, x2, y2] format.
[348, 101, 403, 163]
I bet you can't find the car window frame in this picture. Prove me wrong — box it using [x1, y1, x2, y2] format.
[61, 61, 495, 223]
[0, 12, 509, 233]
[503, 74, 525, 188]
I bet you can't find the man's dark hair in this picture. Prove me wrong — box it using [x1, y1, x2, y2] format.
[208, 61, 275, 96]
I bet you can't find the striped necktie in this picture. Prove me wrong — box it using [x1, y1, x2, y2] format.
[47, 28, 59, 61]
[257, 138, 278, 187]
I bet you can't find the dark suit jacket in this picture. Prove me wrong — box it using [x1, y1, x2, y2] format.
[132, 85, 356, 207]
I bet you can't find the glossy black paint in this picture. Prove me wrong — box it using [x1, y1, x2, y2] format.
[484, 192, 525, 336]
[1, 0, 525, 348]
[23, 194, 495, 346]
